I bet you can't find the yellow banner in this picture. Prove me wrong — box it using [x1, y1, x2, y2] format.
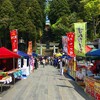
[74, 22, 87, 56]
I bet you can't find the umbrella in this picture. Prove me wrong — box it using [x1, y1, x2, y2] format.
[55, 53, 62, 57]
[86, 49, 98, 56]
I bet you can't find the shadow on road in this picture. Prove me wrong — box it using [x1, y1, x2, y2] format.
[56, 84, 74, 88]
[63, 73, 93, 100]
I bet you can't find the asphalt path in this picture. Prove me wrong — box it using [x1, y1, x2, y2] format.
[0, 64, 92, 100]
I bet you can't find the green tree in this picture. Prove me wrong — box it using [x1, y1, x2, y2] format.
[51, 13, 78, 42]
[0, 0, 15, 47]
[81, 0, 100, 39]
[48, 0, 70, 24]
[28, 0, 44, 47]
[10, 0, 36, 46]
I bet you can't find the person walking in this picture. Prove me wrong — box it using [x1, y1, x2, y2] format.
[42, 58, 45, 68]
[59, 58, 63, 75]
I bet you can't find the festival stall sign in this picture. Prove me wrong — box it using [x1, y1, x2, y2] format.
[67, 32, 75, 57]
[74, 22, 87, 57]
[62, 36, 67, 54]
[10, 29, 18, 53]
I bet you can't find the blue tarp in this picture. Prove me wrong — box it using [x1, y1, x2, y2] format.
[86, 49, 100, 56]
[61, 54, 72, 60]
[32, 52, 38, 57]
[18, 50, 29, 58]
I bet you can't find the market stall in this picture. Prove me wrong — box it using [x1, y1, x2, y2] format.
[0, 47, 20, 88]
[84, 76, 100, 100]
[82, 49, 100, 99]
[17, 50, 30, 78]
[66, 45, 93, 86]
[0, 75, 12, 92]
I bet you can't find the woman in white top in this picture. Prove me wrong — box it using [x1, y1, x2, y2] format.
[59, 58, 63, 75]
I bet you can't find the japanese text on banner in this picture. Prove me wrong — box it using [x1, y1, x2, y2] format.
[74, 22, 87, 56]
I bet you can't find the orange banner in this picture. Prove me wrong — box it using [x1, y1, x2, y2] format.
[27, 41, 32, 55]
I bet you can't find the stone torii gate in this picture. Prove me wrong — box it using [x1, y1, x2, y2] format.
[36, 43, 59, 56]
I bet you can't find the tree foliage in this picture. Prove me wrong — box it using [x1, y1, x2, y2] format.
[0, 0, 15, 47]
[0, 0, 45, 48]
[48, 0, 100, 42]
[48, 0, 70, 24]
[80, 0, 100, 39]
[0, 0, 100, 49]
[51, 12, 78, 42]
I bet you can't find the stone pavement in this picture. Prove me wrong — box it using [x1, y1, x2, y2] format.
[0, 65, 92, 100]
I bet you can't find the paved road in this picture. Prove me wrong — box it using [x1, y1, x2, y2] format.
[0, 65, 92, 100]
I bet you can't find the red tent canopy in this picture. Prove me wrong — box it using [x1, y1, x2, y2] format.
[85, 45, 92, 53]
[0, 47, 20, 58]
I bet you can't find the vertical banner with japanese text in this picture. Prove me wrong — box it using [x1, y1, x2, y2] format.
[27, 41, 32, 56]
[62, 36, 67, 54]
[74, 22, 87, 56]
[67, 32, 75, 57]
[10, 29, 18, 53]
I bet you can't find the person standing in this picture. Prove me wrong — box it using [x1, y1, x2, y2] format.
[34, 58, 38, 69]
[59, 58, 63, 75]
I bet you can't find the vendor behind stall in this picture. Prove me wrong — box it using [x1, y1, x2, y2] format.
[0, 64, 7, 72]
[0, 59, 12, 72]
[95, 61, 100, 75]
[90, 60, 100, 75]
[86, 63, 94, 77]
[0, 60, 6, 72]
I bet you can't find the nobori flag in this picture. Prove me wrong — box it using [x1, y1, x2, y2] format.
[74, 22, 87, 56]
